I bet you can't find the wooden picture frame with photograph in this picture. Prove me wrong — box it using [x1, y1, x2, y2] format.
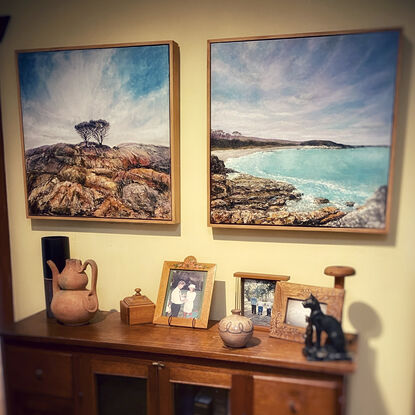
[17, 40, 180, 224]
[153, 256, 216, 328]
[208, 28, 402, 233]
[269, 281, 345, 342]
[234, 272, 290, 331]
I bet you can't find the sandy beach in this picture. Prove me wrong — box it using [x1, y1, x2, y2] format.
[212, 146, 284, 162]
[212, 144, 349, 162]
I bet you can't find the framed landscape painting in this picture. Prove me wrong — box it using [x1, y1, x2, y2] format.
[17, 41, 179, 223]
[208, 29, 401, 233]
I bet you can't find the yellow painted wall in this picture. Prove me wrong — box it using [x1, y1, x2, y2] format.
[1, 0, 414, 413]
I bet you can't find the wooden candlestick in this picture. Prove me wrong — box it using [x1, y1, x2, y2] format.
[324, 266, 355, 289]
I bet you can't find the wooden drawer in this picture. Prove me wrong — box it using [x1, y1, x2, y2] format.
[5, 345, 73, 398]
[253, 375, 340, 415]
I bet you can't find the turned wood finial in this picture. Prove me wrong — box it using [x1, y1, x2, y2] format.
[324, 266, 355, 289]
[183, 256, 197, 268]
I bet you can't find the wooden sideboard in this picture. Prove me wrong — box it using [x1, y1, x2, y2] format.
[1, 311, 356, 415]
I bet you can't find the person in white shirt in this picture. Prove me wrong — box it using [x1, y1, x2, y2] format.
[170, 280, 186, 317]
[183, 284, 196, 318]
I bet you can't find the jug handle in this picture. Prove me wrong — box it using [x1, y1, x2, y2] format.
[82, 259, 98, 296]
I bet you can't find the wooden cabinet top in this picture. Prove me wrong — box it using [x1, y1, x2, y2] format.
[1, 311, 356, 376]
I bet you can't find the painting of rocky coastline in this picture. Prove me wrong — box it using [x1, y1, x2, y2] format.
[208, 30, 401, 232]
[17, 42, 179, 223]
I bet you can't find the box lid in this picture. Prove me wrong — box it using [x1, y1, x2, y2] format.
[123, 288, 154, 307]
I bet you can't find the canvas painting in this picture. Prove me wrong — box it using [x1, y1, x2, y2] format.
[17, 42, 179, 223]
[209, 30, 401, 232]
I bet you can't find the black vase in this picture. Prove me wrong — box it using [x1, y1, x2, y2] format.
[41, 236, 70, 318]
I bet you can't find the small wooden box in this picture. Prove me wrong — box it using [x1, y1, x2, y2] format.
[120, 288, 155, 325]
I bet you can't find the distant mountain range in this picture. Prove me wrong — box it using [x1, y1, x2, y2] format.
[210, 130, 352, 149]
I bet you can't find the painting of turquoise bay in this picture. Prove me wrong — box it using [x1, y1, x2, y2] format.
[209, 30, 401, 232]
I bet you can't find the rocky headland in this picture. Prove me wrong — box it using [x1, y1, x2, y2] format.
[210, 156, 347, 226]
[25, 142, 172, 220]
[323, 186, 387, 229]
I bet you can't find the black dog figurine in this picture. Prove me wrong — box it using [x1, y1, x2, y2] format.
[302, 294, 351, 361]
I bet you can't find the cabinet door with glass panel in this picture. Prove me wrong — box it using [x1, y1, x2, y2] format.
[80, 355, 159, 415]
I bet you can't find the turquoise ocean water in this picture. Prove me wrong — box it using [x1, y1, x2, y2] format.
[225, 147, 390, 212]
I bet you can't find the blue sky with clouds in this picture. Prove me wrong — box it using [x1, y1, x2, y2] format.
[210, 31, 400, 145]
[18, 44, 170, 149]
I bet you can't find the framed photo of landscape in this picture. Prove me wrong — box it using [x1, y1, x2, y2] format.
[153, 256, 216, 328]
[17, 41, 180, 223]
[208, 29, 402, 233]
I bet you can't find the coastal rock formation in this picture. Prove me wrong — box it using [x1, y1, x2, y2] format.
[325, 186, 387, 229]
[210, 156, 347, 227]
[211, 155, 227, 175]
[315, 197, 330, 204]
[26, 142, 171, 220]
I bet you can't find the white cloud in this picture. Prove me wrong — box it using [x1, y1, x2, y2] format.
[21, 49, 170, 149]
[210, 35, 397, 145]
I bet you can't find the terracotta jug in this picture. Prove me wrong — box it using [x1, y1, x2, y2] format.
[52, 258, 89, 290]
[48, 259, 98, 326]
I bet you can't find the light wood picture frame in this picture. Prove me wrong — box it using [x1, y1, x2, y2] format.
[153, 256, 216, 328]
[17, 41, 180, 224]
[269, 281, 345, 343]
[208, 28, 402, 233]
[234, 272, 290, 331]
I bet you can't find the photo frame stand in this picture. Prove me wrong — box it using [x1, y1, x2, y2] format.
[167, 314, 197, 329]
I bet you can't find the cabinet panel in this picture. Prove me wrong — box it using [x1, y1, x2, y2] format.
[5, 345, 73, 398]
[87, 356, 156, 415]
[253, 375, 339, 415]
[169, 367, 231, 389]
[96, 374, 147, 415]
[10, 391, 73, 415]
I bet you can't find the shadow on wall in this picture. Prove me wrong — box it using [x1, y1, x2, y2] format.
[347, 302, 387, 415]
[31, 219, 181, 237]
[210, 280, 226, 321]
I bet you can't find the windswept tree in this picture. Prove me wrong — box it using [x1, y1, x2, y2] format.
[74, 119, 110, 146]
[74, 121, 93, 146]
[89, 119, 110, 145]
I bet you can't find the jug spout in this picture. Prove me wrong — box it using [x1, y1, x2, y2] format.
[47, 260, 61, 295]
